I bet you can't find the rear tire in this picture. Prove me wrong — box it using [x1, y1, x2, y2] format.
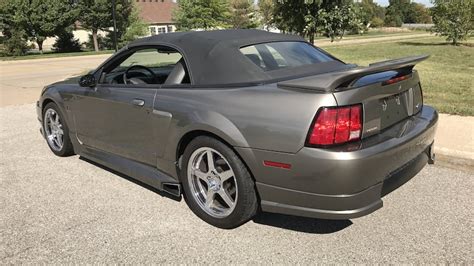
[180, 136, 258, 229]
[42, 102, 75, 157]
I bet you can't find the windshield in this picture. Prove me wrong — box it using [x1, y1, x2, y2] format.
[240, 41, 334, 72]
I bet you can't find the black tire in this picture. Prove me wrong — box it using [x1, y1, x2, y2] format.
[42, 102, 75, 157]
[180, 136, 258, 229]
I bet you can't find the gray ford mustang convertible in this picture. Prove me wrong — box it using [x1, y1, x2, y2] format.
[37, 29, 438, 228]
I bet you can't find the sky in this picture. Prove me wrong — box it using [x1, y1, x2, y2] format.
[374, 0, 433, 7]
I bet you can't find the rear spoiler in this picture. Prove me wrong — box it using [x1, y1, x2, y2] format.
[277, 55, 429, 92]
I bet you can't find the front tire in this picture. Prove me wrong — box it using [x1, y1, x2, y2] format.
[180, 136, 258, 229]
[42, 102, 75, 157]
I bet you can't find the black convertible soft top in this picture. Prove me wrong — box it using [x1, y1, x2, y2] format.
[127, 29, 348, 86]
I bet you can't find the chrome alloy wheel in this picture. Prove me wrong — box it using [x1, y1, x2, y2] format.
[43, 108, 64, 151]
[187, 147, 238, 218]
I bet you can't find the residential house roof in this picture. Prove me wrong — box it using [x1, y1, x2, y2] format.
[135, 0, 177, 24]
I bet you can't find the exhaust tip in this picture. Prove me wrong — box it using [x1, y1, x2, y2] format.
[428, 143, 435, 164]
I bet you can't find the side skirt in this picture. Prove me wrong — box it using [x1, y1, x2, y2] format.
[79, 145, 181, 198]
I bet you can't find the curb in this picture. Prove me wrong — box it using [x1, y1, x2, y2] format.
[435, 147, 474, 161]
[434, 153, 474, 173]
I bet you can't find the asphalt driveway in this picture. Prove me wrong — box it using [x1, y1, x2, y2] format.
[0, 55, 110, 107]
[0, 103, 472, 264]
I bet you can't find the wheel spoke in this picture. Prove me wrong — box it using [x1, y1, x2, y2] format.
[219, 170, 233, 182]
[206, 150, 215, 172]
[193, 168, 208, 181]
[53, 135, 61, 148]
[205, 190, 215, 208]
[218, 188, 234, 208]
[57, 135, 63, 147]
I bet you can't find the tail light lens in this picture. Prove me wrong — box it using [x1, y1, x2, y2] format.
[307, 104, 362, 146]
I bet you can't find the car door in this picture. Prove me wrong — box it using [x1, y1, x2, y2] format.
[72, 47, 182, 166]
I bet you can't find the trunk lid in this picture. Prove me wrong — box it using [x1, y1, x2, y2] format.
[277, 55, 428, 138]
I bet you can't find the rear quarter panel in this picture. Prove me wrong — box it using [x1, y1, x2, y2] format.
[156, 84, 337, 162]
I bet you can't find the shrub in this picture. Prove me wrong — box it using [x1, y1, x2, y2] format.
[3, 30, 29, 56]
[370, 17, 384, 28]
[52, 31, 82, 53]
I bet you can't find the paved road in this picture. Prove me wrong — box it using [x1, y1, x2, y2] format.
[0, 55, 110, 107]
[0, 104, 472, 264]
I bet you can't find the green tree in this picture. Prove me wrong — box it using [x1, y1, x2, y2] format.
[415, 3, 431, 24]
[431, 0, 473, 45]
[121, 4, 149, 45]
[0, 0, 30, 55]
[355, 0, 385, 28]
[3, 29, 30, 56]
[78, 0, 134, 52]
[12, 0, 79, 53]
[384, 0, 411, 26]
[257, 0, 274, 31]
[229, 0, 258, 29]
[318, 4, 361, 41]
[0, 0, 16, 39]
[173, 0, 230, 30]
[406, 3, 431, 24]
[78, 0, 113, 52]
[273, 0, 356, 43]
[273, 0, 316, 38]
[52, 29, 82, 53]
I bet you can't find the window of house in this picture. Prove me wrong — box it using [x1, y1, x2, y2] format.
[157, 26, 167, 34]
[150, 26, 157, 36]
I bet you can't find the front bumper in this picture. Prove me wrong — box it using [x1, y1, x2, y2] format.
[236, 106, 438, 220]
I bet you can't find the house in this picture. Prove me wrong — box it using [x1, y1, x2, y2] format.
[30, 0, 177, 51]
[135, 0, 177, 36]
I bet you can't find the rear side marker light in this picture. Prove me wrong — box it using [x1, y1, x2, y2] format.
[307, 104, 362, 146]
[263, 160, 292, 169]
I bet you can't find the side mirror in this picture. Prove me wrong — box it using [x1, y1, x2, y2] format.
[79, 74, 96, 88]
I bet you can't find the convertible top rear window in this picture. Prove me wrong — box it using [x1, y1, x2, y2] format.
[240, 42, 334, 72]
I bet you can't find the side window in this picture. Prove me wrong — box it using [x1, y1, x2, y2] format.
[102, 47, 188, 85]
[241, 45, 266, 70]
[266, 45, 288, 68]
[240, 42, 334, 71]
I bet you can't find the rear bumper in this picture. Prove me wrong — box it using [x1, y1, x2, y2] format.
[236, 106, 438, 220]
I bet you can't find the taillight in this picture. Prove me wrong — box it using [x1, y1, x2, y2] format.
[307, 104, 362, 146]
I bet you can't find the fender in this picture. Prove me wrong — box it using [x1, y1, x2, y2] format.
[166, 109, 250, 161]
[157, 110, 250, 180]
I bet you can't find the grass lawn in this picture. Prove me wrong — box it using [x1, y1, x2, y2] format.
[313, 29, 426, 41]
[0, 50, 114, 61]
[324, 36, 474, 116]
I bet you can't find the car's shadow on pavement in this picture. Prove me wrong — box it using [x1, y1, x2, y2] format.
[252, 212, 352, 234]
[80, 156, 352, 233]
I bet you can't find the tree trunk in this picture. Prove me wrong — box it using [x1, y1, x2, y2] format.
[92, 29, 99, 52]
[37, 40, 43, 54]
[309, 33, 314, 44]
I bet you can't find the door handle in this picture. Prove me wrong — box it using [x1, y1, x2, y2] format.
[131, 99, 145, 107]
